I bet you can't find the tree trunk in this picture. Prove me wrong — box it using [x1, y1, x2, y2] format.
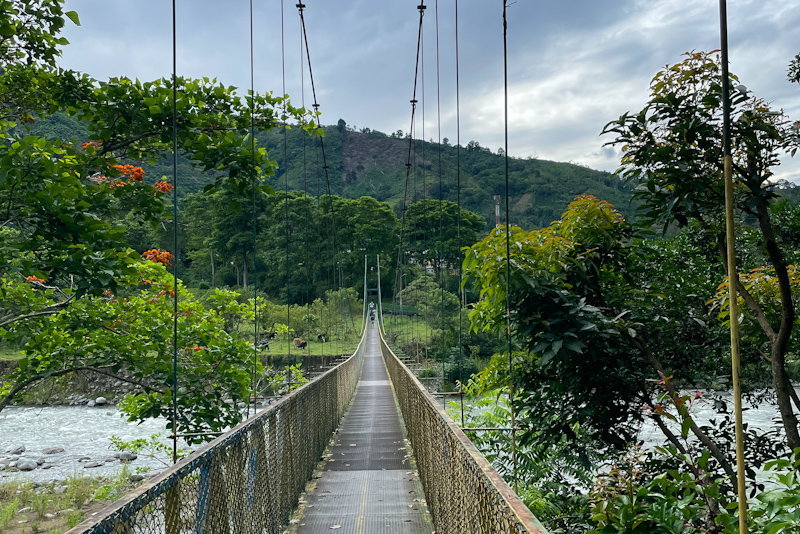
[756, 202, 800, 449]
[243, 252, 248, 290]
[716, 219, 800, 450]
[210, 250, 215, 288]
[771, 344, 800, 449]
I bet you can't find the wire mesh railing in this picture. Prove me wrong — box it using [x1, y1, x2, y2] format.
[67, 334, 366, 534]
[378, 330, 548, 534]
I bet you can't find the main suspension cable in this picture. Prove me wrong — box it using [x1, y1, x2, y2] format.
[170, 0, 179, 465]
[394, 1, 427, 352]
[455, 0, 465, 427]
[502, 0, 519, 494]
[434, 0, 445, 405]
[249, 0, 259, 419]
[297, 2, 346, 354]
[281, 0, 292, 364]
[420, 18, 428, 362]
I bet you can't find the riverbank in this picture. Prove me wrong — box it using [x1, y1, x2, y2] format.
[0, 471, 140, 533]
[0, 406, 184, 485]
[0, 353, 348, 411]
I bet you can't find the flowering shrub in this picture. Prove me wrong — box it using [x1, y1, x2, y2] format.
[142, 249, 174, 266]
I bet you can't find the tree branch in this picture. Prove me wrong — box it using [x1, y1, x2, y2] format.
[0, 298, 72, 328]
[627, 332, 739, 490]
[755, 201, 795, 352]
[0, 365, 158, 415]
[715, 235, 777, 341]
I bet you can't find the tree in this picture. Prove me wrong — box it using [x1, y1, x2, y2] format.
[1, 0, 313, 300]
[1, 260, 255, 441]
[402, 199, 485, 270]
[0, 1, 314, 431]
[601, 50, 800, 449]
[463, 195, 744, 491]
[789, 52, 800, 85]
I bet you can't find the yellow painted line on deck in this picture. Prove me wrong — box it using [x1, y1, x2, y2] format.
[356, 470, 369, 534]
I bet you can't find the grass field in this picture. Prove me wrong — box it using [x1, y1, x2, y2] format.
[0, 343, 22, 361]
[263, 335, 362, 357]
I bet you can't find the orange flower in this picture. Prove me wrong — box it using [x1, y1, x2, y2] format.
[102, 289, 113, 296]
[25, 275, 46, 283]
[153, 181, 174, 194]
[193, 345, 204, 352]
[112, 164, 146, 183]
[142, 249, 174, 266]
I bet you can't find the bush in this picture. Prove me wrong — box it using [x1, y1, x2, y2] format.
[417, 366, 438, 378]
[445, 357, 482, 385]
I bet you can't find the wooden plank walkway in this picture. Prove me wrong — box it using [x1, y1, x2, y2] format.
[294, 326, 433, 533]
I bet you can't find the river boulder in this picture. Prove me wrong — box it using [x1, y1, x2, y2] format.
[17, 459, 38, 471]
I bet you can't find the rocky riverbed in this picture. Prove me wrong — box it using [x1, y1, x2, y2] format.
[0, 405, 188, 484]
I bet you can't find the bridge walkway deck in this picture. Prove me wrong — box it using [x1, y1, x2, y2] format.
[295, 325, 433, 533]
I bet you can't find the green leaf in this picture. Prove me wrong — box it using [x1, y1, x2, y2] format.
[680, 416, 693, 439]
[226, 200, 242, 214]
[65, 11, 81, 26]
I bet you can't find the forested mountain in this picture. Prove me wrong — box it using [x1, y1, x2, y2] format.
[22, 113, 633, 230]
[257, 122, 633, 230]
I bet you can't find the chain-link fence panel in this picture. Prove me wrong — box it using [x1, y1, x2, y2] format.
[67, 338, 365, 534]
[379, 332, 549, 534]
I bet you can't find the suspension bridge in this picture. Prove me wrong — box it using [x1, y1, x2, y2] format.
[38, 0, 550, 530]
[37, 0, 753, 529]
[66, 319, 546, 534]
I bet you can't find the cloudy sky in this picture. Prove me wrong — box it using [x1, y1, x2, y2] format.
[59, 0, 800, 181]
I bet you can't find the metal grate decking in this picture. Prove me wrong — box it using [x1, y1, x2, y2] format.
[295, 326, 433, 533]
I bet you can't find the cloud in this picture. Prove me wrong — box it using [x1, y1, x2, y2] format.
[58, 0, 800, 181]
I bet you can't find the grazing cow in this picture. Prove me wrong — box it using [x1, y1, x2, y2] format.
[260, 331, 277, 341]
[317, 333, 327, 343]
[293, 337, 307, 349]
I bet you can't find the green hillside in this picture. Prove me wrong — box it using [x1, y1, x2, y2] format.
[19, 113, 633, 229]
[259, 124, 634, 230]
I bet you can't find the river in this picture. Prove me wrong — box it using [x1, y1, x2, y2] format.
[0, 406, 192, 484]
[638, 389, 784, 448]
[0, 356, 343, 485]
[0, 388, 787, 486]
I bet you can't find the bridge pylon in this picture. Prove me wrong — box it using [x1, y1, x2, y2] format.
[362, 254, 385, 335]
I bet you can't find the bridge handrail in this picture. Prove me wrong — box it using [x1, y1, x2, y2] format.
[378, 331, 549, 534]
[68, 335, 367, 534]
